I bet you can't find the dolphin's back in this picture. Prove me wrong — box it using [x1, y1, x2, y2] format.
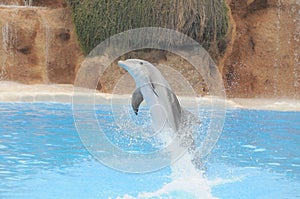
[165, 88, 181, 131]
[144, 65, 182, 132]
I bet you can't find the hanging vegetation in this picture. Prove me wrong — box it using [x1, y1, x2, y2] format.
[67, 0, 228, 56]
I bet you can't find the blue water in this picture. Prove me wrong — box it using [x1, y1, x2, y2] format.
[0, 103, 299, 198]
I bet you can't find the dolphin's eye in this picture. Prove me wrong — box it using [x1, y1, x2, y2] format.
[140, 62, 143, 65]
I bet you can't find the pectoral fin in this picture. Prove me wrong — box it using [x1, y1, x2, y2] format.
[131, 88, 144, 115]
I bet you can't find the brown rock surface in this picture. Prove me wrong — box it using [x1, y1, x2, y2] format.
[0, 0, 299, 99]
[87, 0, 300, 99]
[0, 0, 83, 84]
[223, 0, 300, 98]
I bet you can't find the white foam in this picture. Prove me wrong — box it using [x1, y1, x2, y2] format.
[118, 153, 217, 199]
[291, 164, 300, 167]
[208, 176, 244, 186]
[253, 148, 266, 152]
[267, 163, 281, 166]
[117, 154, 247, 199]
[228, 98, 300, 112]
[117, 119, 217, 198]
[242, 145, 256, 149]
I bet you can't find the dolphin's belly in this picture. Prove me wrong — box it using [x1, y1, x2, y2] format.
[140, 86, 175, 134]
[140, 86, 159, 105]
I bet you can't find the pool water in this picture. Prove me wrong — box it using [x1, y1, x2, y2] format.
[0, 103, 299, 198]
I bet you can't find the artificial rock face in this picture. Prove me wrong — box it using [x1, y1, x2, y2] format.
[0, 2, 83, 84]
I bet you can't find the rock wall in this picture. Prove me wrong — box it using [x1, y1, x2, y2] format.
[0, 1, 83, 84]
[222, 0, 300, 98]
[0, 0, 299, 99]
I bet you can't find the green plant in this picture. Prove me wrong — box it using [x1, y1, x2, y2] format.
[68, 0, 229, 56]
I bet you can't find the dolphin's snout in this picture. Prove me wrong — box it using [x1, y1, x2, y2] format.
[118, 60, 127, 70]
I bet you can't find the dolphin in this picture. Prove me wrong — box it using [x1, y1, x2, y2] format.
[118, 58, 203, 169]
[118, 59, 182, 132]
[118, 58, 191, 133]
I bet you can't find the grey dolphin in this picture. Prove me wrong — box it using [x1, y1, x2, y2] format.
[118, 59, 183, 132]
[118, 58, 204, 169]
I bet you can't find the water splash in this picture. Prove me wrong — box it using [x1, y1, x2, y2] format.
[24, 0, 33, 6]
[42, 17, 51, 83]
[293, 1, 300, 98]
[113, 108, 216, 198]
[274, 0, 283, 97]
[2, 23, 9, 54]
[1, 22, 17, 80]
[0, 0, 32, 7]
[0, 2, 21, 6]
[0, 24, 9, 80]
[117, 153, 216, 199]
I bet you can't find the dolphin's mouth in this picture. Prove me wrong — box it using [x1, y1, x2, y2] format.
[118, 60, 128, 71]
